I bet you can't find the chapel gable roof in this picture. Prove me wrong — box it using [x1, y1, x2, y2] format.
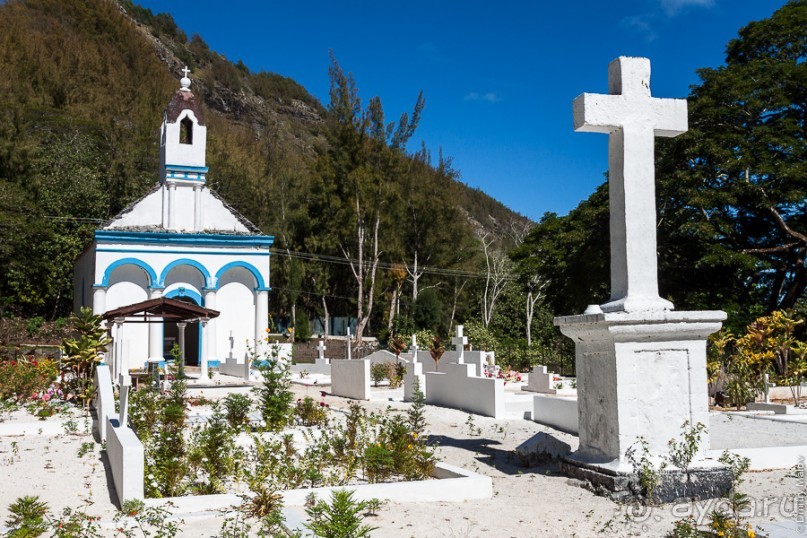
[101, 183, 263, 235]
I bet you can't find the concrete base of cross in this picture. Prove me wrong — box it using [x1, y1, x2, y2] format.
[559, 457, 732, 503]
[554, 309, 725, 468]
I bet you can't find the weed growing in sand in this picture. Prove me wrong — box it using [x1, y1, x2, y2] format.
[114, 499, 184, 537]
[465, 415, 481, 436]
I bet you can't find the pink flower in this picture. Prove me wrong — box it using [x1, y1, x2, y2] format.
[42, 394, 51, 402]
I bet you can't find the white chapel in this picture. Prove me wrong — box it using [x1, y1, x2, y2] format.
[73, 69, 273, 375]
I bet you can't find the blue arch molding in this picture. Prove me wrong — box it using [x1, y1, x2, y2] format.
[99, 258, 158, 287]
[159, 259, 211, 287]
[215, 261, 267, 290]
[95, 230, 274, 249]
[164, 286, 203, 305]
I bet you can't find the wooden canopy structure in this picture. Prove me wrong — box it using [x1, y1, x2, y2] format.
[103, 297, 220, 323]
[103, 297, 219, 380]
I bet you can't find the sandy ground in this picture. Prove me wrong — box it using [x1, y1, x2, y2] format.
[0, 383, 804, 537]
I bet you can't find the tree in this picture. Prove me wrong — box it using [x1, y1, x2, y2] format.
[386, 264, 407, 332]
[478, 232, 514, 327]
[514, 186, 610, 318]
[413, 288, 442, 330]
[656, 0, 807, 315]
[319, 55, 424, 342]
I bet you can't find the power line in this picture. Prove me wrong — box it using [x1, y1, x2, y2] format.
[2, 206, 515, 282]
[270, 285, 355, 302]
[270, 247, 517, 281]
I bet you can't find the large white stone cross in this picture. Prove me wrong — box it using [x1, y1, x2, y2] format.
[573, 57, 687, 313]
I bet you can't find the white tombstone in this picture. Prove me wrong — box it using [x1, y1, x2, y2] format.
[555, 58, 726, 487]
[451, 325, 467, 363]
[524, 365, 557, 394]
[118, 373, 132, 427]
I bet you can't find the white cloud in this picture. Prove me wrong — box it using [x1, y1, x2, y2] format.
[659, 0, 715, 16]
[621, 15, 657, 42]
[464, 92, 500, 104]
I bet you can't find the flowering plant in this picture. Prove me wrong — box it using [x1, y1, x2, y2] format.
[0, 357, 59, 402]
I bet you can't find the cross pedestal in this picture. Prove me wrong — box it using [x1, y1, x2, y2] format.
[555, 57, 729, 502]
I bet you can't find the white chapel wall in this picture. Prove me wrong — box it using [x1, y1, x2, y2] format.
[105, 266, 149, 372]
[216, 267, 257, 362]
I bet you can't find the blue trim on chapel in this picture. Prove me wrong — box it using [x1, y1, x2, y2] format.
[165, 164, 209, 172]
[164, 286, 203, 305]
[100, 257, 158, 287]
[215, 261, 267, 289]
[95, 230, 274, 248]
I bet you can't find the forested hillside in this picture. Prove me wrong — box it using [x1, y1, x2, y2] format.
[0, 0, 531, 343]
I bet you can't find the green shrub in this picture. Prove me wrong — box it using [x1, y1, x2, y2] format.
[5, 495, 49, 537]
[370, 363, 387, 387]
[25, 317, 45, 337]
[294, 396, 328, 427]
[253, 346, 294, 431]
[60, 307, 111, 407]
[305, 489, 377, 538]
[223, 393, 252, 429]
[188, 403, 242, 494]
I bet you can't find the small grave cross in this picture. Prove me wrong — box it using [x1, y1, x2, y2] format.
[573, 57, 687, 313]
[452, 325, 467, 362]
[182, 66, 191, 78]
[346, 326, 352, 361]
[317, 340, 326, 360]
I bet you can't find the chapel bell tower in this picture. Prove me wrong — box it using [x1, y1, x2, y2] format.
[159, 67, 209, 231]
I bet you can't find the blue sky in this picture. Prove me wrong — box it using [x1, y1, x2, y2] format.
[135, 0, 789, 221]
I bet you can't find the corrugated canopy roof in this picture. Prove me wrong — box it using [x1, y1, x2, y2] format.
[103, 297, 219, 323]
